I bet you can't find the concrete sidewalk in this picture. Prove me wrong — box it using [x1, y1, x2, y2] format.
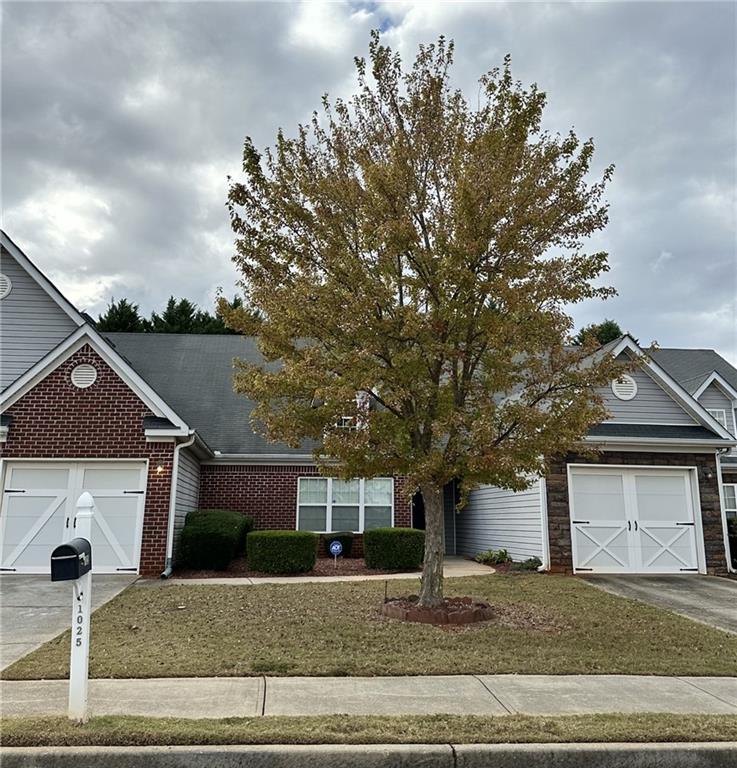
[3, 674, 736, 719]
[157, 556, 493, 586]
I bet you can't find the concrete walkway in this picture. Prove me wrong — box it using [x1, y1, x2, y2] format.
[2, 675, 736, 719]
[158, 556, 493, 586]
[0, 575, 138, 671]
[582, 575, 737, 635]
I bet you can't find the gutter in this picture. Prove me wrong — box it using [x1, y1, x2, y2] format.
[161, 431, 196, 578]
[716, 447, 736, 574]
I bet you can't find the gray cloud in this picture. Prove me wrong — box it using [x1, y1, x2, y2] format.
[2, 1, 735, 361]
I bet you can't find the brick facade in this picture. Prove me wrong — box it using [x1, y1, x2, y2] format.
[546, 451, 729, 575]
[199, 464, 414, 557]
[0, 345, 174, 576]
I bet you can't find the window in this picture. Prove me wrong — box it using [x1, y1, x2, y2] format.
[724, 484, 737, 520]
[707, 408, 728, 428]
[297, 477, 393, 533]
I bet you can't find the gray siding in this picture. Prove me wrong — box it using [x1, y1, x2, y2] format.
[698, 383, 736, 436]
[455, 480, 544, 561]
[0, 247, 78, 389]
[172, 449, 200, 553]
[599, 356, 696, 426]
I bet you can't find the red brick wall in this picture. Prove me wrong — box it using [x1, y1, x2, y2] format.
[1, 345, 173, 576]
[546, 451, 729, 575]
[199, 464, 414, 556]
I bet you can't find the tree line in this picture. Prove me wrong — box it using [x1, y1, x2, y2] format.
[96, 295, 244, 334]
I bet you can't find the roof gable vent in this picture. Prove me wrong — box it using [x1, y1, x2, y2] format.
[611, 374, 637, 401]
[0, 273, 11, 299]
[71, 363, 98, 389]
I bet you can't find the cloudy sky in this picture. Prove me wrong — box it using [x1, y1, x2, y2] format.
[2, 1, 735, 362]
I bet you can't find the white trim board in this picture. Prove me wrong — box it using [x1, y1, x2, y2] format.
[693, 371, 737, 403]
[0, 326, 190, 430]
[607, 336, 735, 441]
[0, 231, 86, 327]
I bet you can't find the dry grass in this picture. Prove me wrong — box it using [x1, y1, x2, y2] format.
[3, 713, 737, 747]
[3, 575, 736, 679]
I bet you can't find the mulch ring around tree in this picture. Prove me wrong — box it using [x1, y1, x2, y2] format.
[381, 595, 570, 632]
[175, 557, 421, 579]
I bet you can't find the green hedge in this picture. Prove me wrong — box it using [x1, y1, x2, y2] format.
[178, 510, 253, 571]
[247, 530, 318, 574]
[363, 527, 424, 570]
[321, 531, 354, 558]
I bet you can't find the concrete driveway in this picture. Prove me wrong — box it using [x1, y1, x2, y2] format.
[583, 575, 737, 634]
[0, 574, 137, 670]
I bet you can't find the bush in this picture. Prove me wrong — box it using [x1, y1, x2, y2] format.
[364, 527, 424, 570]
[728, 518, 737, 568]
[321, 531, 354, 558]
[475, 548, 511, 566]
[511, 556, 543, 572]
[247, 530, 318, 574]
[178, 510, 253, 571]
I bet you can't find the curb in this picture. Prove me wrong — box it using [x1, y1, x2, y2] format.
[2, 742, 736, 767]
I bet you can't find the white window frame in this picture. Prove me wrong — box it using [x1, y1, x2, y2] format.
[296, 477, 394, 533]
[724, 483, 737, 519]
[706, 408, 728, 428]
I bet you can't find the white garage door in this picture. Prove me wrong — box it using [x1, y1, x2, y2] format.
[0, 461, 147, 574]
[570, 467, 701, 574]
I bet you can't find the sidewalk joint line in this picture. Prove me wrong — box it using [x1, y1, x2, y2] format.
[449, 742, 458, 768]
[677, 677, 737, 710]
[472, 674, 513, 714]
[260, 675, 266, 717]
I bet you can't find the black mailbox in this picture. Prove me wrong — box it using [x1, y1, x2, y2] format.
[50, 538, 92, 582]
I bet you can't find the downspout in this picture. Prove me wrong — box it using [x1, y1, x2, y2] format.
[538, 477, 550, 571]
[161, 431, 196, 578]
[715, 448, 735, 573]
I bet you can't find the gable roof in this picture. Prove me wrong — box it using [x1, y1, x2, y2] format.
[104, 332, 314, 457]
[651, 348, 737, 396]
[0, 231, 87, 327]
[0, 325, 193, 434]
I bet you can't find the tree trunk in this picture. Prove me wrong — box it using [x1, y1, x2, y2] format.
[418, 482, 444, 607]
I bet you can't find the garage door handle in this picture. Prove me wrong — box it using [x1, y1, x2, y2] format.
[572, 520, 589, 524]
[676, 522, 694, 526]
[634, 521, 638, 531]
[4, 489, 25, 494]
[123, 490, 144, 495]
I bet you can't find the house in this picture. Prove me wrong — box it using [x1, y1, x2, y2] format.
[0, 231, 735, 577]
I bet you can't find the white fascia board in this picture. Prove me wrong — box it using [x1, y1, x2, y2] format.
[145, 428, 191, 439]
[607, 336, 735, 441]
[584, 435, 737, 450]
[0, 326, 190, 430]
[1, 231, 86, 327]
[203, 453, 316, 466]
[693, 371, 737, 403]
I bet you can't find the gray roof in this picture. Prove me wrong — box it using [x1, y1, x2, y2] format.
[587, 423, 722, 441]
[104, 333, 312, 456]
[651, 348, 737, 394]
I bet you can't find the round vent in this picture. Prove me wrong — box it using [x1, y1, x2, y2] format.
[0, 273, 11, 299]
[611, 374, 637, 401]
[70, 364, 98, 389]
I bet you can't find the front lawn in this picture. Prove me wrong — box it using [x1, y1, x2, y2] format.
[3, 713, 737, 747]
[3, 575, 736, 679]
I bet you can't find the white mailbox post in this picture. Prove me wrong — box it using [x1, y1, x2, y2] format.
[68, 492, 94, 722]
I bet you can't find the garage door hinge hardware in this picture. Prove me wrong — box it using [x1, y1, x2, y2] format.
[572, 520, 589, 524]
[123, 490, 144, 494]
[3, 489, 25, 494]
[676, 522, 694, 526]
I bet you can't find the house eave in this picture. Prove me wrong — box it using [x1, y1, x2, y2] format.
[202, 453, 316, 466]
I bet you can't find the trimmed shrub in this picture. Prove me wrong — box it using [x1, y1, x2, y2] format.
[364, 527, 424, 570]
[321, 531, 354, 558]
[247, 530, 318, 574]
[178, 510, 253, 571]
[475, 548, 510, 566]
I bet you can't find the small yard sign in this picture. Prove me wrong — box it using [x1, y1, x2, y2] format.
[329, 539, 343, 568]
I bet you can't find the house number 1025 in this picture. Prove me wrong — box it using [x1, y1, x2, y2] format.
[75, 603, 85, 647]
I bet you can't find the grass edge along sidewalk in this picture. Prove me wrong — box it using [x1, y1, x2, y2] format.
[2, 713, 737, 747]
[4, 575, 737, 679]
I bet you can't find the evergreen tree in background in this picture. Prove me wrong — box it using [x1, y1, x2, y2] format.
[573, 319, 623, 346]
[96, 298, 150, 332]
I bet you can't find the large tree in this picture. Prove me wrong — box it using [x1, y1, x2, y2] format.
[224, 34, 623, 606]
[573, 318, 623, 347]
[97, 298, 150, 332]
